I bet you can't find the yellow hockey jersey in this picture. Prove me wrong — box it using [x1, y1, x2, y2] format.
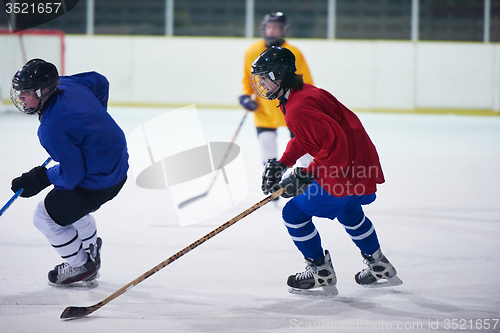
[242, 40, 314, 129]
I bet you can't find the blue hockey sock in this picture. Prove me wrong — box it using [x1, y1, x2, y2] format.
[338, 205, 379, 255]
[282, 200, 323, 260]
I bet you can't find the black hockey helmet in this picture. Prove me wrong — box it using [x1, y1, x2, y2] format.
[250, 47, 296, 100]
[261, 12, 288, 46]
[10, 58, 60, 115]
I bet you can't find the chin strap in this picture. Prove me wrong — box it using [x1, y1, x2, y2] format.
[277, 89, 291, 114]
[37, 88, 61, 120]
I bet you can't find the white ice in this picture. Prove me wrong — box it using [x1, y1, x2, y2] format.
[0, 107, 499, 332]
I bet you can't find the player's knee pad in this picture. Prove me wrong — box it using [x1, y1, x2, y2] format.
[72, 214, 96, 231]
[282, 200, 323, 260]
[283, 200, 317, 237]
[282, 199, 312, 224]
[33, 201, 73, 240]
[33, 201, 53, 231]
[73, 214, 97, 249]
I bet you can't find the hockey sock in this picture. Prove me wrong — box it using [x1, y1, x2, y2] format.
[72, 214, 98, 254]
[33, 201, 88, 267]
[257, 130, 278, 165]
[337, 205, 379, 256]
[283, 200, 323, 261]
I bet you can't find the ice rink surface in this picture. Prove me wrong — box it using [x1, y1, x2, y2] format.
[0, 107, 499, 332]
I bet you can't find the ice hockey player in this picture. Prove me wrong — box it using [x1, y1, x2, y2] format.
[10, 59, 129, 287]
[252, 47, 403, 295]
[240, 12, 313, 167]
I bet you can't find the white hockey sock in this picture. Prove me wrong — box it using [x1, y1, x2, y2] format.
[33, 201, 88, 268]
[72, 214, 97, 255]
[258, 130, 278, 165]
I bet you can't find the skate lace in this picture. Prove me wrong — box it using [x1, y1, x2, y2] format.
[358, 267, 372, 279]
[295, 264, 315, 280]
[57, 262, 85, 278]
[358, 257, 377, 279]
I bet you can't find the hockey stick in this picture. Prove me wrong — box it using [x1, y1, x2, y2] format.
[0, 157, 52, 217]
[60, 187, 285, 319]
[178, 111, 249, 209]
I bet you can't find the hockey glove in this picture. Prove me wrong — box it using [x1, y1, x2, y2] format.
[11, 166, 51, 198]
[239, 95, 258, 111]
[278, 167, 316, 198]
[262, 158, 287, 195]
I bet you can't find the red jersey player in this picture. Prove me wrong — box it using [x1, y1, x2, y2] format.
[251, 47, 402, 295]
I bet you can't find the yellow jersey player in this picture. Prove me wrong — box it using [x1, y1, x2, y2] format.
[240, 12, 313, 166]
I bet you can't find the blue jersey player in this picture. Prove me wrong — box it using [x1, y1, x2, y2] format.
[10, 59, 129, 287]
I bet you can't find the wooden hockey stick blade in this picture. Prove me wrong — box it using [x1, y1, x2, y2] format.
[60, 188, 285, 320]
[60, 304, 101, 319]
[177, 191, 208, 209]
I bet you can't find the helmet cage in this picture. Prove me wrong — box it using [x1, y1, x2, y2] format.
[10, 59, 59, 115]
[10, 79, 59, 115]
[250, 47, 296, 100]
[250, 69, 282, 100]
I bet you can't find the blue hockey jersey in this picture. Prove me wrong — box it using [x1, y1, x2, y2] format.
[37, 72, 129, 190]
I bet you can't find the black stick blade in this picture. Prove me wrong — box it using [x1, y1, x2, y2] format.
[60, 306, 94, 319]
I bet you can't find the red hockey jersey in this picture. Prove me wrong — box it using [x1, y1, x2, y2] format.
[279, 84, 385, 197]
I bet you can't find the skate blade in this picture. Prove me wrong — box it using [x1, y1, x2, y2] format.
[48, 279, 99, 289]
[363, 275, 403, 288]
[289, 284, 339, 296]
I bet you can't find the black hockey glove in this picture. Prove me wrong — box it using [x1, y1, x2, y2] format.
[11, 166, 51, 198]
[262, 158, 287, 195]
[239, 95, 258, 111]
[278, 167, 316, 198]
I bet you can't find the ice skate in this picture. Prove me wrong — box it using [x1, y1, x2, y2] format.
[91, 237, 102, 273]
[48, 237, 102, 288]
[355, 248, 402, 287]
[287, 250, 338, 296]
[47, 256, 99, 288]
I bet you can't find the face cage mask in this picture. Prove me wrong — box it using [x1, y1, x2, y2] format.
[250, 71, 281, 100]
[10, 87, 43, 115]
[10, 78, 59, 115]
